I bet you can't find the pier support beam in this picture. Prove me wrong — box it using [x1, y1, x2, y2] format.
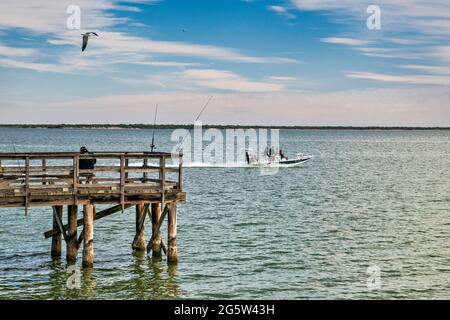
[132, 203, 146, 251]
[151, 203, 162, 257]
[51, 206, 63, 258]
[167, 202, 178, 263]
[67, 205, 78, 263]
[82, 204, 94, 268]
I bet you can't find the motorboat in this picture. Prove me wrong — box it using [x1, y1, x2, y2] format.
[245, 149, 313, 167]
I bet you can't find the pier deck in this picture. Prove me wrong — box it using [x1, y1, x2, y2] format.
[0, 151, 185, 266]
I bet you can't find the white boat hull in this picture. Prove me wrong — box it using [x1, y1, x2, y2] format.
[248, 154, 313, 167]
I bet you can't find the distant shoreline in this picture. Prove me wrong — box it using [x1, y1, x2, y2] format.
[0, 124, 449, 130]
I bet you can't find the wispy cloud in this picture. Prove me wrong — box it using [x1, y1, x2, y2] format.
[401, 64, 450, 75]
[387, 38, 426, 46]
[0, 45, 37, 57]
[430, 46, 450, 63]
[48, 31, 300, 65]
[0, 45, 71, 73]
[176, 69, 284, 92]
[135, 61, 202, 68]
[360, 52, 423, 60]
[268, 76, 296, 81]
[0, 0, 142, 33]
[0, 58, 71, 73]
[347, 71, 450, 86]
[290, 0, 450, 35]
[320, 37, 423, 60]
[321, 39, 424, 60]
[320, 37, 370, 46]
[268, 5, 296, 19]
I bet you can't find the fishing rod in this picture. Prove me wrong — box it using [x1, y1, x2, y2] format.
[150, 104, 158, 152]
[177, 95, 214, 152]
[194, 95, 213, 123]
[9, 136, 24, 184]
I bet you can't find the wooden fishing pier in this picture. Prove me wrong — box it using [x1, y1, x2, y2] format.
[0, 151, 185, 267]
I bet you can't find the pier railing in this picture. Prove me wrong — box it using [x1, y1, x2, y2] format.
[0, 151, 184, 211]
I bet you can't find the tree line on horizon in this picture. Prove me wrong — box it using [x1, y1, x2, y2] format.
[0, 124, 448, 130]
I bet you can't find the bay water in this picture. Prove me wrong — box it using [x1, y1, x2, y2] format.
[0, 128, 449, 299]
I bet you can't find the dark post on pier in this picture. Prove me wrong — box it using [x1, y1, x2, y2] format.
[0, 151, 185, 267]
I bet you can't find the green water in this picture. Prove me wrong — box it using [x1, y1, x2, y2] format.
[0, 128, 449, 299]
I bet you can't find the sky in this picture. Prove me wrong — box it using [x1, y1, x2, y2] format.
[0, 0, 449, 126]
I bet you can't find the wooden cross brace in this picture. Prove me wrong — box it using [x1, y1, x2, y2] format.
[132, 204, 167, 253]
[52, 206, 68, 242]
[131, 203, 149, 248]
[146, 203, 169, 254]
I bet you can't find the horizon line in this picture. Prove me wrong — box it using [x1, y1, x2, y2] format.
[0, 124, 450, 130]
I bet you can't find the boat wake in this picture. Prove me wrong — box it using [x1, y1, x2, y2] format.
[178, 160, 312, 168]
[130, 157, 312, 169]
[181, 162, 246, 168]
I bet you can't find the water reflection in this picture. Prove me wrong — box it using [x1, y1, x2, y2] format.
[47, 259, 86, 299]
[81, 268, 96, 298]
[43, 252, 181, 299]
[132, 253, 181, 300]
[131, 251, 182, 299]
[47, 259, 66, 299]
[167, 263, 181, 297]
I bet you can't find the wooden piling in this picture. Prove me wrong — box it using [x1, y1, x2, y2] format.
[167, 202, 178, 263]
[151, 203, 162, 257]
[125, 158, 129, 181]
[51, 205, 63, 258]
[143, 158, 148, 180]
[42, 159, 47, 185]
[25, 157, 29, 215]
[82, 204, 94, 268]
[132, 203, 146, 251]
[67, 205, 78, 263]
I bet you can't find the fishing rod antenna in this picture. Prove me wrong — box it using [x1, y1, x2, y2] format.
[177, 95, 213, 152]
[150, 104, 159, 153]
[9, 135, 24, 184]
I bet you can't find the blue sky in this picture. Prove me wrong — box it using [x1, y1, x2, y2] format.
[0, 0, 449, 125]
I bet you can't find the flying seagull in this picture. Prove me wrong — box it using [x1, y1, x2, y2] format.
[81, 32, 98, 52]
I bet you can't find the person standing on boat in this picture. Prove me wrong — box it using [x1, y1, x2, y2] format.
[279, 149, 286, 160]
